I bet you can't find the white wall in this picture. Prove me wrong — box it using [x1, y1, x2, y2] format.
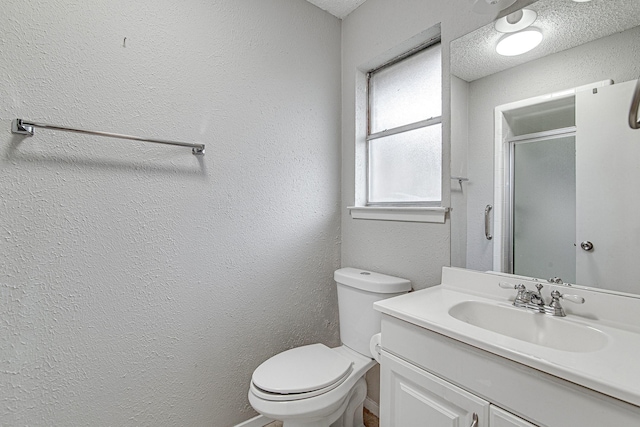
[340, 0, 490, 406]
[451, 76, 470, 269]
[463, 26, 640, 272]
[0, 1, 341, 425]
[341, 0, 489, 290]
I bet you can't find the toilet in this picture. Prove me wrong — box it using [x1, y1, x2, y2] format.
[248, 268, 411, 427]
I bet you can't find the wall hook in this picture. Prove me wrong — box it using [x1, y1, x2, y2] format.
[451, 176, 469, 191]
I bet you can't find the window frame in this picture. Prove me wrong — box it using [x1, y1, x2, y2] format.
[365, 38, 443, 207]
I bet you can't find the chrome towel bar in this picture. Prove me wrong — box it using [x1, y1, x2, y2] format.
[11, 118, 205, 155]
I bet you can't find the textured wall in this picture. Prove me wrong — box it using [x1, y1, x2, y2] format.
[0, 0, 341, 425]
[340, 0, 488, 296]
[463, 26, 640, 272]
[340, 0, 490, 406]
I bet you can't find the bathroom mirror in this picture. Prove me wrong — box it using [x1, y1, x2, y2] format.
[450, 0, 640, 295]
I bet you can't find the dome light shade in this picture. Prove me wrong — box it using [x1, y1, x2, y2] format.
[496, 29, 543, 56]
[495, 9, 538, 33]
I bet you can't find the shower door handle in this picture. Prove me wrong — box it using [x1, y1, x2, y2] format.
[485, 204, 493, 240]
[630, 77, 640, 129]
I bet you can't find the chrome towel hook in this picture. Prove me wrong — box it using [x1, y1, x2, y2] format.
[630, 77, 640, 130]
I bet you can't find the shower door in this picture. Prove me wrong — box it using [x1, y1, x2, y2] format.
[511, 134, 576, 283]
[575, 80, 640, 291]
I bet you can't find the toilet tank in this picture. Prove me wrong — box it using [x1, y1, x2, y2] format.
[334, 268, 411, 357]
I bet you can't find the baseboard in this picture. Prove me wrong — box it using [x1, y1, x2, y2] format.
[235, 414, 274, 427]
[364, 397, 379, 417]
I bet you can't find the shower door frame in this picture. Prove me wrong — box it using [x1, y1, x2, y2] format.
[492, 80, 612, 275]
[504, 127, 576, 275]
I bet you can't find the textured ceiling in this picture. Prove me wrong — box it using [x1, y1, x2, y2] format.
[452, 0, 640, 82]
[304, 0, 368, 18]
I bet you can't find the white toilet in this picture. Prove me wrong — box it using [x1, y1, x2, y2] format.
[248, 268, 411, 427]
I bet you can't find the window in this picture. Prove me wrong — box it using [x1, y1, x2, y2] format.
[366, 41, 442, 206]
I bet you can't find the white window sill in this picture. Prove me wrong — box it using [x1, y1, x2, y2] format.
[347, 206, 449, 223]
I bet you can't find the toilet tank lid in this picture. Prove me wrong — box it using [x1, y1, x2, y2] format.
[334, 268, 411, 293]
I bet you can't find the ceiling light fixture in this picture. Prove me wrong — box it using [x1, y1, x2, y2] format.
[495, 9, 538, 33]
[496, 28, 543, 56]
[470, 0, 517, 15]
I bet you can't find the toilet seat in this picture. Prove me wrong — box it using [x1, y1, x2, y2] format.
[251, 344, 353, 401]
[250, 369, 351, 401]
[248, 345, 377, 424]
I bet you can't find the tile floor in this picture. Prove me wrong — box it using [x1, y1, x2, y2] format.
[363, 408, 379, 427]
[264, 408, 379, 427]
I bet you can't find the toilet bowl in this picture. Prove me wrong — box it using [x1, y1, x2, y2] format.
[247, 268, 411, 427]
[249, 345, 375, 427]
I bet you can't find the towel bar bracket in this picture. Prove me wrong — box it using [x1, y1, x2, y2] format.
[12, 119, 34, 136]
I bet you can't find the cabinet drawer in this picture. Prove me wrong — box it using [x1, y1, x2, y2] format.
[490, 406, 538, 427]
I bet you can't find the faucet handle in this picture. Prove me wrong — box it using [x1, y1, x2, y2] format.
[500, 282, 529, 305]
[561, 293, 585, 304]
[499, 282, 525, 290]
[550, 290, 585, 304]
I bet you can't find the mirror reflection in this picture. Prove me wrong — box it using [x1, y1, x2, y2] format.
[450, 0, 640, 295]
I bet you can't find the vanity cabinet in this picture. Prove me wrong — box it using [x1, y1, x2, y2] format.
[381, 350, 536, 427]
[378, 314, 640, 427]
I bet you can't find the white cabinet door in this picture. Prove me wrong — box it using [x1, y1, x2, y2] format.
[490, 406, 538, 427]
[380, 350, 489, 427]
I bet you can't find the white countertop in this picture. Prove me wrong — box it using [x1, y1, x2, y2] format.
[374, 267, 640, 408]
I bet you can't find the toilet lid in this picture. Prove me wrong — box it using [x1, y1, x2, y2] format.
[252, 344, 353, 394]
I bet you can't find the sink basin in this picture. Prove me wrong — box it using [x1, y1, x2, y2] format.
[448, 300, 608, 352]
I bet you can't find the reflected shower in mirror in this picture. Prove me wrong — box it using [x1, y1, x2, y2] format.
[450, 0, 640, 295]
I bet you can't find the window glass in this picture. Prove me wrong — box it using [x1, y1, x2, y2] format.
[369, 44, 441, 134]
[368, 124, 442, 203]
[365, 41, 442, 206]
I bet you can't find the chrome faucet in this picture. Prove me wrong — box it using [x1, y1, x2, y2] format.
[529, 284, 545, 307]
[499, 282, 585, 317]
